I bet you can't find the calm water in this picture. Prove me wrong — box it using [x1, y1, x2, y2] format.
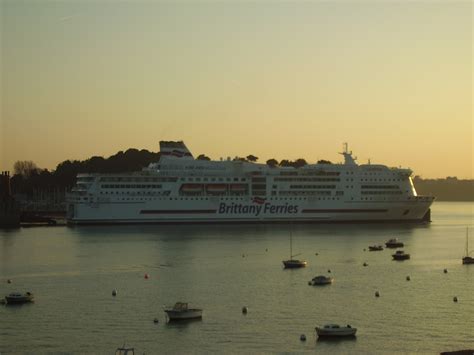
[1, 202, 473, 354]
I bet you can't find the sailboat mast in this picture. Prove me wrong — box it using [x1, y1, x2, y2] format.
[290, 230, 293, 259]
[466, 227, 469, 256]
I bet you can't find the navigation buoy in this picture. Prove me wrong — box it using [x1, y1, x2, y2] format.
[112, 289, 117, 296]
[308, 281, 312, 286]
[144, 273, 149, 279]
[327, 269, 331, 273]
[300, 334, 306, 341]
[265, 248, 268, 252]
[7, 279, 12, 284]
[242, 306, 248, 314]
[444, 269, 448, 274]
[315, 253, 318, 256]
[406, 276, 411, 281]
[453, 296, 458, 303]
[363, 262, 368, 267]
[154, 318, 159, 323]
[375, 291, 380, 297]
[363, 248, 366, 251]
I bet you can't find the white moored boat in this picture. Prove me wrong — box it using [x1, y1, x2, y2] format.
[66, 141, 434, 225]
[316, 324, 357, 337]
[309, 275, 333, 285]
[164, 302, 203, 321]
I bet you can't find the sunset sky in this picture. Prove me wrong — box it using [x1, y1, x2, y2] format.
[1, 0, 472, 178]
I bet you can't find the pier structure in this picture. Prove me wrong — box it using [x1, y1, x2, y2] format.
[0, 171, 20, 228]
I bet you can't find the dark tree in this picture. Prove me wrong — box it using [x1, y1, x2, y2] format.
[13, 161, 39, 178]
[233, 157, 247, 162]
[279, 159, 292, 167]
[246, 155, 258, 162]
[197, 154, 211, 161]
[293, 159, 307, 168]
[266, 158, 278, 167]
[317, 159, 332, 164]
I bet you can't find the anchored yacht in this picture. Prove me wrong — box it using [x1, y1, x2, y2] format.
[67, 141, 434, 224]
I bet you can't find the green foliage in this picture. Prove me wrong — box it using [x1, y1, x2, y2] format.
[266, 158, 278, 167]
[197, 154, 211, 161]
[11, 149, 160, 194]
[246, 155, 258, 162]
[279, 159, 307, 168]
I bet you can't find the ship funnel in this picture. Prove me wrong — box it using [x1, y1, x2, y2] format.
[159, 141, 194, 160]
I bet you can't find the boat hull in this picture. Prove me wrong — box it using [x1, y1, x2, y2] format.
[5, 294, 34, 304]
[392, 255, 410, 260]
[165, 309, 203, 320]
[316, 328, 357, 337]
[283, 260, 307, 268]
[462, 257, 474, 265]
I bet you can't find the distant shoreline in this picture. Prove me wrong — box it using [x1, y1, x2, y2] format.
[413, 177, 474, 202]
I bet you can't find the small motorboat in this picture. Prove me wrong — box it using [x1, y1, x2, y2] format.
[368, 245, 383, 251]
[315, 324, 357, 337]
[385, 238, 404, 248]
[164, 302, 203, 321]
[310, 275, 333, 286]
[5, 292, 34, 304]
[115, 346, 134, 355]
[392, 250, 410, 260]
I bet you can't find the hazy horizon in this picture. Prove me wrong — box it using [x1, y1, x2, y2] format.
[1, 0, 472, 179]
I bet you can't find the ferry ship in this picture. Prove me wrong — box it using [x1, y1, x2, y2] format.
[66, 142, 434, 224]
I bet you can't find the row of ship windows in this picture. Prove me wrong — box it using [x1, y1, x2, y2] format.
[361, 179, 404, 182]
[182, 177, 246, 182]
[361, 185, 399, 189]
[100, 191, 170, 195]
[97, 197, 344, 202]
[96, 182, 404, 191]
[81, 196, 409, 202]
[279, 171, 340, 176]
[99, 177, 177, 182]
[274, 178, 340, 182]
[361, 191, 403, 195]
[289, 185, 336, 189]
[101, 184, 162, 189]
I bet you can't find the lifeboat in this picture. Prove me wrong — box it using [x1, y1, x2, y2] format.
[206, 184, 227, 193]
[230, 184, 247, 192]
[180, 184, 203, 193]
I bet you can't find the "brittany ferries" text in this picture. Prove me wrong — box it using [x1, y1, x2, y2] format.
[218, 202, 299, 216]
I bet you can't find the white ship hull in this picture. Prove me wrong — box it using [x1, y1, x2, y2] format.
[67, 197, 433, 224]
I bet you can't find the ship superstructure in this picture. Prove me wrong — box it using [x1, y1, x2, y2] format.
[66, 141, 434, 224]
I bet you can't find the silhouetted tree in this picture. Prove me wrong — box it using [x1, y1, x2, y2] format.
[317, 159, 332, 164]
[246, 155, 258, 162]
[197, 154, 211, 161]
[293, 159, 307, 168]
[13, 161, 39, 178]
[266, 159, 278, 167]
[233, 157, 247, 162]
[279, 159, 292, 167]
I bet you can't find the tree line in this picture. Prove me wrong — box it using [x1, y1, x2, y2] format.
[7, 150, 473, 202]
[9, 149, 332, 196]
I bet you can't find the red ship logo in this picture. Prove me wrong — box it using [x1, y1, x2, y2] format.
[252, 197, 266, 205]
